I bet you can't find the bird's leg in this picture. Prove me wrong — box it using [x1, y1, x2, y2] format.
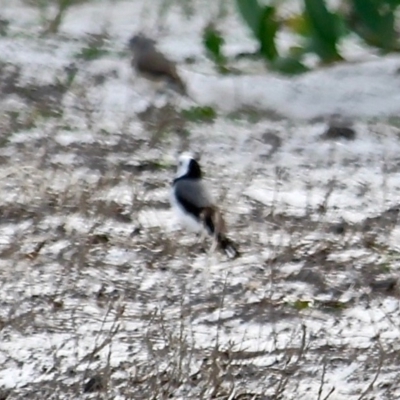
[209, 236, 218, 254]
[194, 229, 209, 253]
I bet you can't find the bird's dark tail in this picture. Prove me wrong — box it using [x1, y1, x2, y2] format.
[200, 207, 240, 259]
[217, 234, 240, 259]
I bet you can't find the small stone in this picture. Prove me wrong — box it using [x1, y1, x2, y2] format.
[288, 267, 325, 288]
[330, 221, 347, 235]
[88, 234, 109, 245]
[321, 125, 356, 141]
[261, 131, 282, 148]
[260, 131, 282, 158]
[83, 374, 106, 393]
[369, 278, 398, 293]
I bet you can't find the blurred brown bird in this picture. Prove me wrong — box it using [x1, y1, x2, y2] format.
[128, 34, 187, 96]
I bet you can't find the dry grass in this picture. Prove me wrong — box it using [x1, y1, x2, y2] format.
[2, 3, 400, 399]
[2, 123, 400, 398]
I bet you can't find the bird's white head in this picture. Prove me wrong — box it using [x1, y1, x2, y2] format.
[175, 152, 202, 179]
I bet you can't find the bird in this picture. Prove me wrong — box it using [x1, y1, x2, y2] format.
[171, 153, 239, 258]
[128, 34, 187, 96]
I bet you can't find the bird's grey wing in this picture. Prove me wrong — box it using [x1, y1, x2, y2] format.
[174, 179, 213, 209]
[136, 50, 186, 94]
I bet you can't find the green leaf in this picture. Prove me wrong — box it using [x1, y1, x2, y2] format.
[385, 0, 400, 9]
[235, 0, 263, 36]
[285, 13, 311, 36]
[258, 6, 279, 61]
[181, 106, 217, 123]
[272, 56, 309, 74]
[203, 25, 226, 66]
[351, 0, 398, 50]
[235, 1, 280, 62]
[293, 300, 311, 310]
[304, 0, 342, 62]
[75, 46, 108, 61]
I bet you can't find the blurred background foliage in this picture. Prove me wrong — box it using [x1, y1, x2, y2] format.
[207, 0, 400, 74]
[21, 0, 400, 75]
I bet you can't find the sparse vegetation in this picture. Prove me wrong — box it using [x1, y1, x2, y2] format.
[75, 33, 110, 61]
[1, 1, 400, 399]
[1, 110, 400, 398]
[181, 106, 217, 123]
[235, 0, 400, 73]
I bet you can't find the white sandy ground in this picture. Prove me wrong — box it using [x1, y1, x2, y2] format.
[1, 0, 400, 398]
